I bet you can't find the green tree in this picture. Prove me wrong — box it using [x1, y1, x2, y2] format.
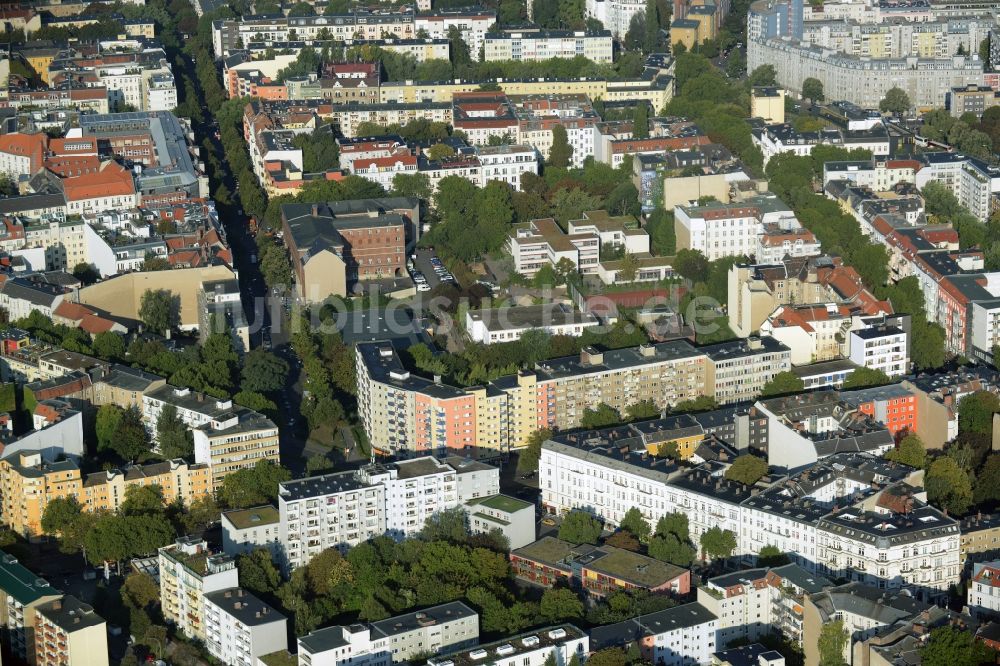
[139, 289, 177, 335]
[517, 428, 553, 474]
[427, 143, 456, 161]
[111, 405, 148, 461]
[818, 619, 849, 666]
[801, 77, 824, 103]
[842, 367, 892, 389]
[580, 403, 622, 429]
[238, 549, 282, 596]
[391, 173, 432, 200]
[625, 400, 659, 421]
[648, 513, 695, 567]
[72, 262, 100, 285]
[974, 454, 1000, 505]
[219, 460, 292, 509]
[911, 321, 947, 371]
[699, 526, 737, 561]
[642, 0, 660, 52]
[926, 456, 973, 515]
[95, 404, 124, 453]
[617, 252, 640, 281]
[879, 87, 911, 115]
[958, 391, 1000, 435]
[539, 587, 584, 623]
[633, 102, 650, 139]
[920, 626, 995, 666]
[156, 404, 192, 460]
[547, 125, 573, 168]
[121, 572, 159, 612]
[240, 349, 289, 393]
[758, 544, 791, 566]
[673, 248, 709, 282]
[885, 434, 926, 468]
[761, 371, 805, 397]
[748, 65, 777, 87]
[585, 648, 628, 666]
[41, 497, 82, 537]
[558, 510, 603, 545]
[725, 454, 769, 486]
[92, 332, 126, 361]
[120, 485, 165, 516]
[620, 507, 652, 541]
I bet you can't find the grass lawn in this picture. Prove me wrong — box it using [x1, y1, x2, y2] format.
[307, 423, 337, 448]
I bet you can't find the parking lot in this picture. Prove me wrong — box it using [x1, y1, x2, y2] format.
[411, 248, 457, 290]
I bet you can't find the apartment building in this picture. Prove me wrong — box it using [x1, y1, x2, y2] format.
[142, 385, 279, 487]
[476, 144, 540, 191]
[192, 409, 280, 490]
[0, 452, 211, 538]
[277, 457, 499, 569]
[298, 601, 479, 666]
[508, 212, 649, 278]
[221, 505, 281, 559]
[585, 0, 645, 38]
[746, 34, 984, 109]
[728, 256, 893, 338]
[847, 323, 908, 377]
[759, 304, 853, 365]
[967, 561, 1000, 617]
[464, 495, 535, 549]
[33, 596, 108, 666]
[960, 513, 1000, 566]
[278, 472, 386, 571]
[0, 552, 61, 665]
[902, 366, 1000, 447]
[465, 304, 601, 344]
[542, 431, 956, 599]
[357, 337, 783, 457]
[914, 152, 1000, 223]
[590, 603, 719, 666]
[427, 626, 588, 666]
[540, 433, 752, 548]
[281, 200, 414, 301]
[203, 588, 287, 665]
[947, 84, 1000, 118]
[358, 458, 460, 539]
[703, 337, 793, 405]
[822, 159, 919, 193]
[414, 9, 496, 58]
[158, 537, 239, 641]
[752, 123, 891, 166]
[483, 30, 613, 63]
[674, 194, 800, 261]
[511, 537, 690, 596]
[802, 583, 932, 666]
[697, 565, 831, 648]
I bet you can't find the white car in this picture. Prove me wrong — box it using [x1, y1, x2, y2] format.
[417, 283, 431, 292]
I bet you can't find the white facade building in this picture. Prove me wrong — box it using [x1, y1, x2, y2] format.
[484, 30, 613, 63]
[158, 537, 240, 641]
[278, 472, 387, 572]
[297, 602, 479, 666]
[848, 324, 908, 377]
[674, 194, 798, 261]
[427, 626, 589, 666]
[968, 561, 1000, 617]
[278, 457, 500, 570]
[465, 304, 601, 344]
[590, 604, 719, 666]
[220, 505, 282, 560]
[203, 588, 287, 666]
[585, 0, 645, 38]
[476, 144, 539, 190]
